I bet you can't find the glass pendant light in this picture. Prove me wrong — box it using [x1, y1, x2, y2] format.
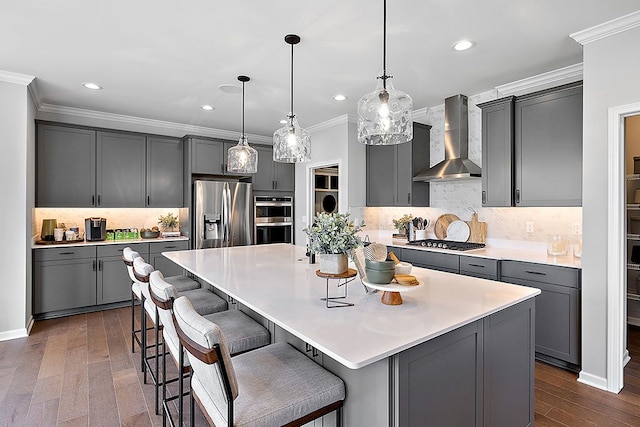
[227, 75, 258, 174]
[273, 34, 311, 163]
[357, 0, 413, 145]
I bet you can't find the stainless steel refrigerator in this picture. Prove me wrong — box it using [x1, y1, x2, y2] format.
[193, 180, 252, 249]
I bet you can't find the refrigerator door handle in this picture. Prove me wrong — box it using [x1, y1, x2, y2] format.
[223, 184, 231, 245]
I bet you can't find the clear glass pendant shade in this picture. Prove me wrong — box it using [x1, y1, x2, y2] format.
[273, 115, 311, 163]
[358, 78, 413, 145]
[227, 135, 258, 173]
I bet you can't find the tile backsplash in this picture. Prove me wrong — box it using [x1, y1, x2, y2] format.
[33, 208, 181, 236]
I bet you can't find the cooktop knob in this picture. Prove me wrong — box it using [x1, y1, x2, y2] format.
[421, 241, 427, 247]
[442, 243, 448, 249]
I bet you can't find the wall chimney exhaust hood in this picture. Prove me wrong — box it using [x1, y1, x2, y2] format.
[413, 94, 481, 182]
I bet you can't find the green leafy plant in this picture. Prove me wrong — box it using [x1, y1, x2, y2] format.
[304, 212, 362, 254]
[158, 212, 179, 231]
[392, 214, 413, 235]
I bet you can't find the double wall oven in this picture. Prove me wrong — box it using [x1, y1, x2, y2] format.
[254, 196, 293, 245]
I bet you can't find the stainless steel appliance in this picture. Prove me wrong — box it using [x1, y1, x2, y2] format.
[254, 196, 293, 245]
[407, 239, 485, 251]
[193, 180, 252, 249]
[85, 217, 107, 241]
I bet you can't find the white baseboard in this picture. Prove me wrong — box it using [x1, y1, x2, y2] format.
[624, 349, 631, 367]
[577, 371, 610, 392]
[0, 316, 34, 342]
[26, 316, 34, 335]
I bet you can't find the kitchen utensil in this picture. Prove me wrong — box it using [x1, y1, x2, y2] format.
[446, 220, 471, 242]
[393, 274, 419, 286]
[388, 251, 401, 264]
[434, 214, 460, 239]
[465, 213, 487, 244]
[363, 242, 388, 261]
[394, 262, 413, 275]
[41, 219, 57, 241]
[365, 259, 396, 271]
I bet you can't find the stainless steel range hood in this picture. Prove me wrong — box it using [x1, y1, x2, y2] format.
[413, 94, 481, 182]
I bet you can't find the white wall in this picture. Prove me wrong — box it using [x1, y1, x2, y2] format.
[294, 116, 366, 244]
[0, 80, 33, 339]
[581, 25, 640, 385]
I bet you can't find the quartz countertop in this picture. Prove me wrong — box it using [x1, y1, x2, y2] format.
[163, 243, 540, 369]
[32, 235, 189, 249]
[375, 236, 581, 269]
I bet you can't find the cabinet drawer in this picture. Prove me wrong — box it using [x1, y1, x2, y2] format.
[35, 246, 96, 261]
[401, 248, 459, 273]
[459, 256, 499, 279]
[97, 242, 148, 258]
[150, 240, 188, 254]
[501, 261, 580, 289]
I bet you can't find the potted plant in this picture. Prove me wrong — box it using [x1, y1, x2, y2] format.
[392, 214, 413, 238]
[158, 212, 179, 232]
[304, 212, 362, 274]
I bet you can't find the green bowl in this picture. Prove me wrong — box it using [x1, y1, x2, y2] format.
[365, 259, 396, 271]
[365, 267, 394, 284]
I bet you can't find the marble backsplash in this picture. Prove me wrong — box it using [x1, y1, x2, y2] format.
[33, 207, 181, 237]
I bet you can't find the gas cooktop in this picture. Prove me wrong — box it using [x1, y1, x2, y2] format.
[407, 239, 485, 251]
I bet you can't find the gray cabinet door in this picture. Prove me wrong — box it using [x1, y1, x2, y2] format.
[96, 131, 146, 207]
[149, 240, 189, 277]
[34, 258, 97, 313]
[274, 161, 294, 192]
[397, 321, 481, 427]
[366, 144, 396, 206]
[400, 248, 460, 273]
[515, 83, 583, 206]
[478, 97, 514, 207]
[459, 255, 499, 280]
[147, 136, 183, 207]
[97, 255, 132, 304]
[192, 138, 224, 175]
[36, 124, 96, 207]
[253, 145, 275, 191]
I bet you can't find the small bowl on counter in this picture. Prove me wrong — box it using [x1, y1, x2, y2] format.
[365, 259, 396, 271]
[140, 230, 161, 239]
[395, 262, 413, 275]
[365, 267, 395, 284]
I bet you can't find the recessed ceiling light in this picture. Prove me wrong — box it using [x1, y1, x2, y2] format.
[333, 94, 347, 101]
[452, 40, 475, 51]
[200, 105, 214, 111]
[82, 82, 102, 90]
[279, 119, 287, 124]
[218, 84, 242, 94]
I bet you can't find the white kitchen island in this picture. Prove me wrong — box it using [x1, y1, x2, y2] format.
[164, 243, 540, 427]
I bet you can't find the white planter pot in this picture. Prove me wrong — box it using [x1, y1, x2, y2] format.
[319, 253, 348, 274]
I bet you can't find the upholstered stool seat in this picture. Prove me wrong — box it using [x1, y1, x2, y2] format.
[173, 296, 345, 427]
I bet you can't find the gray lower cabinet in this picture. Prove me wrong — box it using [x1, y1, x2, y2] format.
[400, 248, 459, 273]
[34, 246, 97, 314]
[36, 124, 96, 207]
[96, 243, 148, 305]
[146, 136, 183, 207]
[460, 255, 499, 280]
[149, 240, 189, 277]
[397, 298, 535, 427]
[252, 144, 295, 192]
[366, 123, 431, 207]
[500, 260, 581, 369]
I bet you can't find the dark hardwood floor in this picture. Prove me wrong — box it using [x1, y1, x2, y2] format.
[2, 307, 640, 426]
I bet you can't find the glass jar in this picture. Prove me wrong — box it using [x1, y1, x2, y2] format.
[572, 237, 582, 258]
[547, 235, 569, 256]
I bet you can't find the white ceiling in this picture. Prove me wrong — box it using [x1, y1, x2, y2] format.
[1, 1, 638, 138]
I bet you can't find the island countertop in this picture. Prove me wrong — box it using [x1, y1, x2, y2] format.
[163, 243, 540, 369]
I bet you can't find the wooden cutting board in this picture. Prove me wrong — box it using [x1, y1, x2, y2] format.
[465, 213, 487, 244]
[434, 214, 460, 239]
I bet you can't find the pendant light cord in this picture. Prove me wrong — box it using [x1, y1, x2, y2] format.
[382, 0, 387, 90]
[241, 80, 245, 137]
[290, 42, 295, 119]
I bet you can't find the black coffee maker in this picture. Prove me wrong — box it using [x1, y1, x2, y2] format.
[85, 217, 107, 241]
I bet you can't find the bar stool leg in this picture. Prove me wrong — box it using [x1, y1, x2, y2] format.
[179, 342, 184, 427]
[162, 338, 167, 427]
[131, 291, 136, 352]
[154, 308, 160, 415]
[190, 384, 195, 427]
[142, 296, 147, 382]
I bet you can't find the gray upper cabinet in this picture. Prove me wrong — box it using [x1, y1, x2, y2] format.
[478, 96, 515, 207]
[37, 123, 184, 208]
[96, 131, 146, 207]
[36, 125, 96, 207]
[366, 123, 431, 207]
[147, 136, 183, 207]
[252, 144, 295, 192]
[188, 137, 247, 177]
[515, 83, 583, 206]
[477, 82, 583, 207]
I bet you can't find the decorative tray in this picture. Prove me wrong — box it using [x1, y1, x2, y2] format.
[35, 239, 84, 245]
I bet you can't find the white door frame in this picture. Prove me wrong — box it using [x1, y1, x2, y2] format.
[607, 101, 640, 393]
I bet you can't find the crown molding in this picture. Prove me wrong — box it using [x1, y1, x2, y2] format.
[28, 79, 43, 108]
[37, 103, 273, 144]
[413, 106, 429, 122]
[571, 10, 640, 45]
[0, 70, 35, 86]
[495, 63, 583, 96]
[307, 114, 354, 133]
